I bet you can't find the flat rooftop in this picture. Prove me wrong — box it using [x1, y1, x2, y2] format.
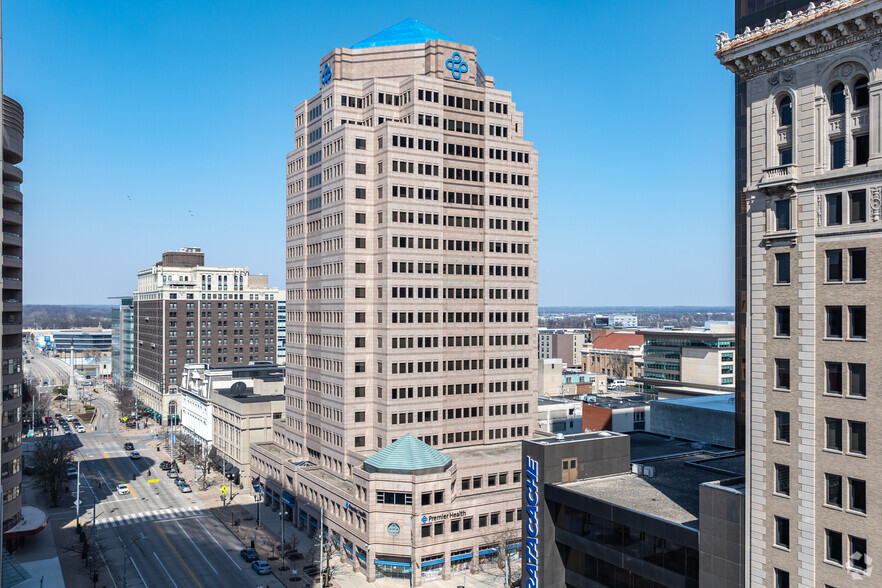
[654, 393, 737, 413]
[215, 390, 285, 404]
[560, 433, 743, 529]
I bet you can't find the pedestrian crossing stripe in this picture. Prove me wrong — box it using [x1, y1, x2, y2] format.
[94, 506, 210, 528]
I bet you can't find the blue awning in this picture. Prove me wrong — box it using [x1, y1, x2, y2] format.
[479, 548, 499, 556]
[450, 552, 473, 562]
[420, 558, 444, 568]
[506, 543, 521, 550]
[298, 513, 307, 521]
[342, 543, 352, 552]
[309, 519, 318, 528]
[375, 560, 410, 567]
[356, 552, 366, 562]
[282, 491, 295, 507]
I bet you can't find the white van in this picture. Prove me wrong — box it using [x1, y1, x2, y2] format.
[610, 380, 627, 389]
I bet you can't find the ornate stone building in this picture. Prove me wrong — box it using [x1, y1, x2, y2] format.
[718, 1, 882, 585]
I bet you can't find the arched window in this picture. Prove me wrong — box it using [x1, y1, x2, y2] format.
[854, 76, 869, 109]
[778, 95, 792, 126]
[831, 83, 846, 114]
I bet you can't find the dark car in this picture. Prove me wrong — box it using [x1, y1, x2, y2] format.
[240, 548, 259, 563]
[123, 442, 134, 451]
[159, 461, 172, 471]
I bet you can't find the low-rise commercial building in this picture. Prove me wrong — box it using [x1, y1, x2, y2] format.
[650, 394, 737, 449]
[637, 325, 735, 396]
[179, 362, 284, 480]
[581, 397, 651, 434]
[51, 329, 112, 353]
[537, 396, 582, 434]
[580, 332, 643, 382]
[523, 432, 744, 587]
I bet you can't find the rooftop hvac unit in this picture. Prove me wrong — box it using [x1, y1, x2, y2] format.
[643, 465, 656, 478]
[631, 463, 644, 475]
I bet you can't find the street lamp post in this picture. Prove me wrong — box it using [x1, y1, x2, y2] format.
[280, 508, 289, 571]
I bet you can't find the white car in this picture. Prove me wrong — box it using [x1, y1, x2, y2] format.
[66, 414, 74, 420]
[117, 484, 130, 495]
[76, 426, 85, 433]
[130, 451, 141, 460]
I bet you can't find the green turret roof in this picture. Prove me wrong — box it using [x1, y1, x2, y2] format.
[363, 434, 452, 474]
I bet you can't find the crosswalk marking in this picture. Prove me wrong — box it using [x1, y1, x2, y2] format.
[94, 506, 210, 529]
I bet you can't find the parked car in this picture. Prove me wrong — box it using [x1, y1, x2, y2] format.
[66, 414, 74, 420]
[251, 561, 271, 575]
[159, 461, 172, 471]
[117, 484, 129, 495]
[123, 442, 134, 450]
[179, 484, 192, 493]
[76, 426, 85, 433]
[130, 451, 141, 460]
[175, 478, 186, 487]
[239, 548, 259, 562]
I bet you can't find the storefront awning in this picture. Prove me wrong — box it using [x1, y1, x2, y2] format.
[3, 506, 48, 539]
[281, 491, 295, 507]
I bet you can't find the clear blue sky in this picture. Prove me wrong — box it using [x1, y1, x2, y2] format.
[4, 0, 735, 307]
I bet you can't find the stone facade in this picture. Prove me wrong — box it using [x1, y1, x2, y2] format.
[718, 2, 882, 585]
[251, 20, 537, 585]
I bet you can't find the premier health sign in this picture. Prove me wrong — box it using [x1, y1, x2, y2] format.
[524, 455, 540, 588]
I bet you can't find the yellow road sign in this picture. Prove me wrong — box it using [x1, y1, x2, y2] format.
[122, 417, 127, 422]
[148, 479, 159, 483]
[221, 485, 228, 494]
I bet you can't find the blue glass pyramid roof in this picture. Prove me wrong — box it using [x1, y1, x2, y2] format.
[363, 434, 452, 473]
[352, 19, 454, 49]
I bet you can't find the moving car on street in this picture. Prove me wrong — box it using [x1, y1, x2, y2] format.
[123, 442, 134, 450]
[117, 484, 129, 495]
[130, 450, 140, 459]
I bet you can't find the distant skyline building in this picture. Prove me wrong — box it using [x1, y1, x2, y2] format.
[538, 328, 590, 366]
[719, 1, 881, 585]
[52, 328, 111, 354]
[252, 19, 537, 584]
[637, 325, 736, 395]
[132, 247, 279, 424]
[1, 89, 25, 547]
[111, 296, 134, 389]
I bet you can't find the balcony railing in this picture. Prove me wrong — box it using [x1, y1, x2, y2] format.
[758, 164, 797, 187]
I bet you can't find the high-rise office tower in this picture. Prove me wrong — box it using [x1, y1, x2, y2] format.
[253, 19, 537, 584]
[133, 248, 280, 424]
[718, 2, 882, 585]
[1, 92, 24, 547]
[111, 296, 135, 389]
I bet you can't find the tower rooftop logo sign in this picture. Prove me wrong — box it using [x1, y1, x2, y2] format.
[321, 63, 332, 86]
[446, 52, 468, 80]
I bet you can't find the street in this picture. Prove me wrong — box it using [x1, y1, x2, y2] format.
[24, 347, 286, 588]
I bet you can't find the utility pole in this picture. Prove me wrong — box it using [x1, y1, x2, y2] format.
[410, 514, 415, 588]
[320, 507, 324, 587]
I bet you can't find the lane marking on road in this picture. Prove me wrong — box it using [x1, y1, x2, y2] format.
[153, 521, 203, 588]
[130, 553, 149, 588]
[175, 520, 218, 575]
[102, 452, 138, 498]
[153, 552, 177, 588]
[194, 517, 242, 570]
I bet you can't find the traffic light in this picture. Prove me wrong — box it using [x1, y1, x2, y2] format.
[321, 572, 327, 586]
[233, 473, 240, 485]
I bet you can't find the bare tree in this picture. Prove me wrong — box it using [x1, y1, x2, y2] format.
[483, 527, 522, 587]
[29, 437, 74, 507]
[111, 385, 136, 418]
[606, 352, 632, 381]
[308, 533, 345, 587]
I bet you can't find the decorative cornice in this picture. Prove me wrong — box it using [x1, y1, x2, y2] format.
[716, 0, 882, 78]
